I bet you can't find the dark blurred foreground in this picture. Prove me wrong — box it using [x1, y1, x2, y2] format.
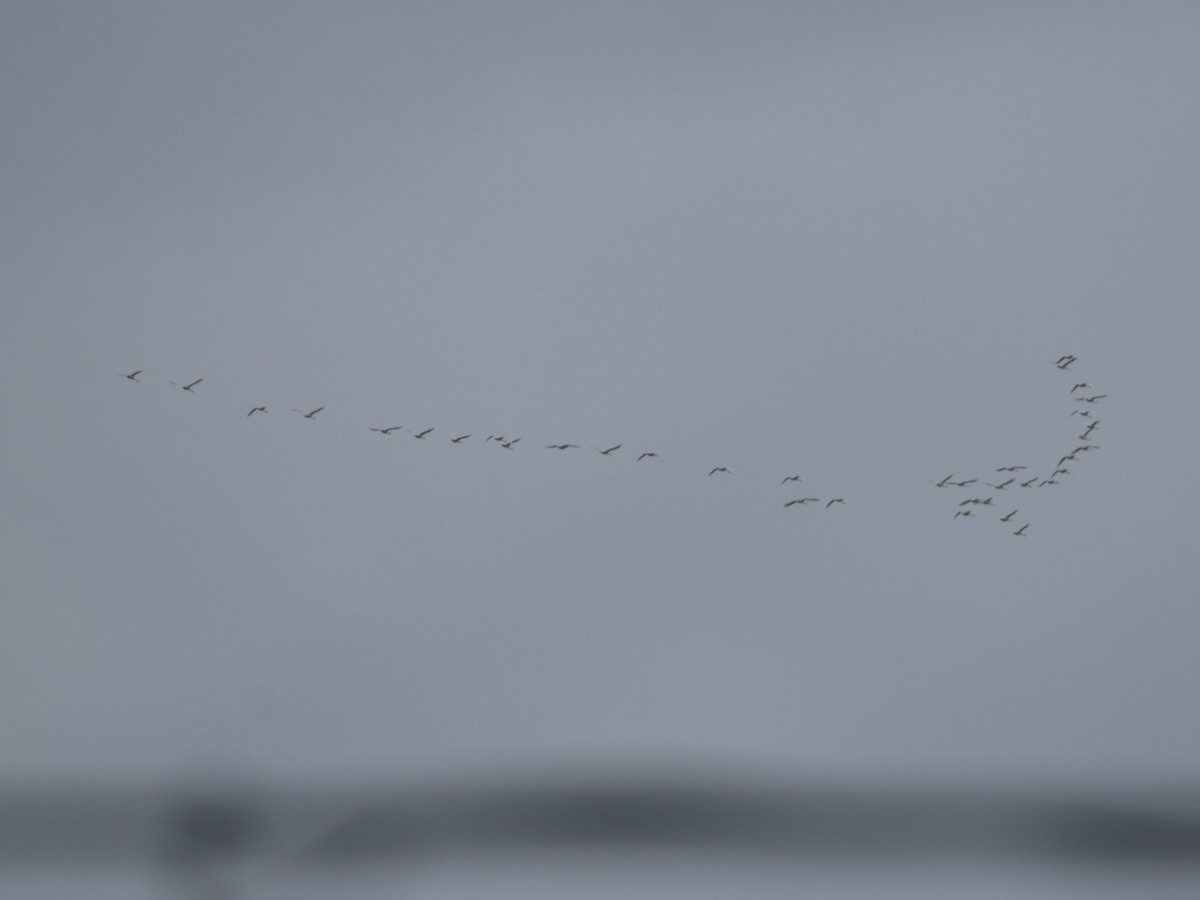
[4, 772, 1200, 897]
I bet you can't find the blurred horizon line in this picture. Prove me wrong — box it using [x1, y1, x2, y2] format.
[5, 774, 1200, 866]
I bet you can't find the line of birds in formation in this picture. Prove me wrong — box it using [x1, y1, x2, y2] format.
[932, 354, 1107, 537]
[125, 356, 1108, 529]
[121, 369, 849, 509]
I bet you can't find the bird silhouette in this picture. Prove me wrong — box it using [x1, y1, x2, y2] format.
[293, 406, 324, 419]
[594, 444, 622, 456]
[247, 406, 267, 417]
[986, 478, 1015, 490]
[954, 510, 974, 519]
[369, 426, 402, 434]
[1070, 383, 1093, 393]
[784, 498, 820, 507]
[545, 443, 579, 450]
[1012, 523, 1029, 536]
[120, 370, 143, 381]
[173, 378, 203, 392]
[782, 475, 804, 485]
[1000, 510, 1017, 522]
[708, 467, 730, 476]
[1075, 394, 1107, 403]
[995, 466, 1026, 472]
[450, 434, 471, 443]
[412, 427, 434, 439]
[825, 498, 845, 508]
[637, 452, 660, 461]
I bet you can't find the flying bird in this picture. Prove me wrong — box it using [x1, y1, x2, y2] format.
[293, 406, 324, 419]
[173, 378, 203, 392]
[450, 434, 471, 443]
[995, 466, 1026, 472]
[637, 452, 660, 461]
[951, 478, 978, 487]
[1070, 383, 1093, 393]
[986, 478, 1015, 490]
[594, 444, 622, 456]
[1055, 357, 1078, 370]
[369, 426, 402, 434]
[1075, 394, 1107, 403]
[412, 427, 434, 439]
[499, 438, 520, 449]
[1012, 523, 1030, 536]
[1019, 476, 1039, 488]
[120, 370, 143, 381]
[247, 406, 267, 417]
[825, 498, 845, 508]
[785, 498, 820, 507]
[545, 444, 579, 450]
[709, 467, 730, 476]
[954, 510, 974, 519]
[782, 475, 805, 485]
[1000, 510, 1018, 522]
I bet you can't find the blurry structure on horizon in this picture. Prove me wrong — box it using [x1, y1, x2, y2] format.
[4, 768, 1200, 898]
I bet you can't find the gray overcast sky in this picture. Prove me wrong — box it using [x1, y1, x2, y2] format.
[4, 0, 1200, 834]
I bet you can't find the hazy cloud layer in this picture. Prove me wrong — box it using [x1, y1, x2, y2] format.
[3, 1, 1199, 794]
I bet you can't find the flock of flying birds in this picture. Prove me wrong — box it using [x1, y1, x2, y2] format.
[932, 354, 1107, 537]
[120, 353, 1103, 534]
[119, 367, 852, 510]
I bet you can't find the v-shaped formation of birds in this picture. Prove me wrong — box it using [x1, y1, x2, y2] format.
[120, 353, 1105, 537]
[933, 354, 1107, 537]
